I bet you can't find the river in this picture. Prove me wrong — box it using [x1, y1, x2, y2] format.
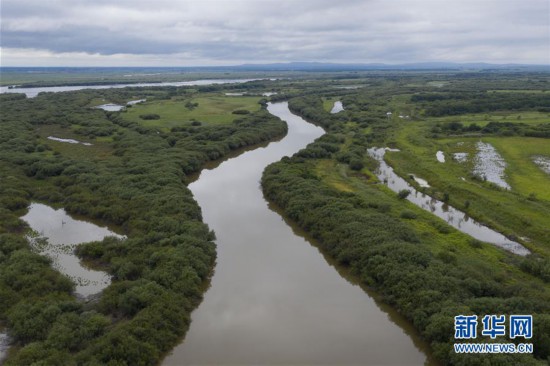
[0, 79, 262, 98]
[162, 102, 433, 365]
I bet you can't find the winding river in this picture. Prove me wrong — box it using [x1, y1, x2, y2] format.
[162, 102, 433, 365]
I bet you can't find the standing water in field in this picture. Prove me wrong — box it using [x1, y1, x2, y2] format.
[21, 203, 125, 298]
[94, 103, 125, 111]
[368, 147, 529, 256]
[162, 103, 433, 365]
[453, 152, 469, 163]
[436, 151, 445, 163]
[473, 141, 511, 189]
[330, 100, 344, 113]
[533, 156, 550, 175]
[47, 136, 92, 146]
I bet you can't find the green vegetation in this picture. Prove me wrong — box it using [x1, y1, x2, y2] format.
[0, 83, 286, 365]
[262, 74, 550, 365]
[386, 117, 550, 254]
[122, 95, 262, 130]
[1, 70, 549, 365]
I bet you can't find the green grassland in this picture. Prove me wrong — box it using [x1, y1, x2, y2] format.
[122, 95, 262, 130]
[322, 97, 339, 112]
[384, 116, 550, 254]
[313, 158, 543, 275]
[426, 111, 550, 127]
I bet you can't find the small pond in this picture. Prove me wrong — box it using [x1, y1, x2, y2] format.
[95, 103, 125, 112]
[330, 101, 344, 114]
[127, 99, 146, 106]
[21, 203, 125, 298]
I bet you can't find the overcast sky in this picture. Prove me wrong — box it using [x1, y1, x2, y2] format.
[1, 0, 549, 66]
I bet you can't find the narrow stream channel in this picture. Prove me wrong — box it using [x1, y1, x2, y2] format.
[162, 102, 433, 365]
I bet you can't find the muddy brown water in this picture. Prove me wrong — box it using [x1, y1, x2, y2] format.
[162, 102, 434, 365]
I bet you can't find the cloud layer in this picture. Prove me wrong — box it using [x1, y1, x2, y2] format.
[1, 0, 549, 66]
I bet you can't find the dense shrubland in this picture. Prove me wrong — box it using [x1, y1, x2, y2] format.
[0, 85, 286, 364]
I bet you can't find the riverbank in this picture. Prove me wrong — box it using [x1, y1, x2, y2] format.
[261, 95, 550, 364]
[163, 102, 433, 365]
[0, 86, 287, 365]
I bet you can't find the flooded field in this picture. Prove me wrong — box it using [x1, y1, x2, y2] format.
[21, 203, 125, 298]
[533, 156, 550, 174]
[436, 151, 445, 163]
[368, 147, 529, 256]
[473, 142, 510, 189]
[453, 152, 469, 163]
[410, 174, 431, 188]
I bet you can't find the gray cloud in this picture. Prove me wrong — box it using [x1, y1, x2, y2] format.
[1, 0, 549, 66]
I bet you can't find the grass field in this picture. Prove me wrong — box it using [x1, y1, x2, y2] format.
[383, 118, 550, 254]
[426, 111, 550, 126]
[322, 97, 341, 112]
[485, 137, 550, 200]
[122, 95, 262, 130]
[36, 125, 113, 160]
[312, 159, 539, 281]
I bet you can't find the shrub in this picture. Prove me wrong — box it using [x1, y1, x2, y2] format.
[139, 114, 160, 120]
[397, 189, 411, 199]
[400, 210, 418, 219]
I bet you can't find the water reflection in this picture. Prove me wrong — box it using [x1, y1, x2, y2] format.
[94, 103, 124, 112]
[162, 103, 430, 365]
[533, 155, 550, 175]
[473, 141, 510, 189]
[21, 203, 125, 298]
[368, 147, 529, 256]
[0, 330, 9, 363]
[0, 79, 263, 98]
[48, 136, 92, 146]
[330, 100, 344, 113]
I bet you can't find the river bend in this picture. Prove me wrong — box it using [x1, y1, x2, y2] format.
[162, 102, 431, 365]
